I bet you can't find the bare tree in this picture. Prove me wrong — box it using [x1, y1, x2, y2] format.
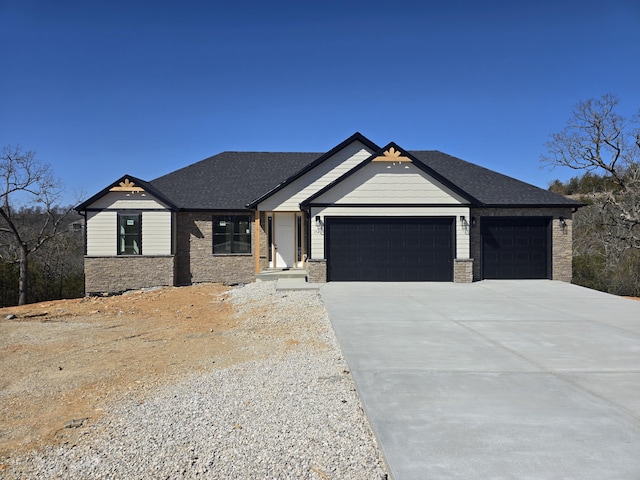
[542, 95, 640, 294]
[0, 145, 72, 305]
[542, 94, 640, 248]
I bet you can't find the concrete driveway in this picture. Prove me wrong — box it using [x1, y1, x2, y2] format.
[320, 280, 640, 480]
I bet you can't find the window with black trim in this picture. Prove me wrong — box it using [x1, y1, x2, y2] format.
[118, 213, 141, 255]
[212, 215, 252, 254]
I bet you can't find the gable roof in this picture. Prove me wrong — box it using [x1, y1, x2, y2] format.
[76, 174, 178, 211]
[78, 133, 582, 212]
[148, 152, 320, 210]
[300, 144, 580, 208]
[301, 143, 479, 207]
[245, 132, 379, 208]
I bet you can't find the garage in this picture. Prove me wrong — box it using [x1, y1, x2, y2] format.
[481, 217, 551, 279]
[326, 217, 454, 282]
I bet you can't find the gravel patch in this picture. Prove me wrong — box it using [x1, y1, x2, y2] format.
[3, 282, 387, 479]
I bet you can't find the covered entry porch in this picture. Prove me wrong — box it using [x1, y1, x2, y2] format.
[256, 211, 308, 272]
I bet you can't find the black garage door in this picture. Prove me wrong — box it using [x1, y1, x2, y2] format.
[481, 217, 551, 279]
[326, 217, 454, 282]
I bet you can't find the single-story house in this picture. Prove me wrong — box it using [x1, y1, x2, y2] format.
[76, 132, 582, 294]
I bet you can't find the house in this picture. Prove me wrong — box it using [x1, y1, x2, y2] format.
[75, 133, 582, 294]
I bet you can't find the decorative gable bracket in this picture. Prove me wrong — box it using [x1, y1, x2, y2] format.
[372, 147, 412, 163]
[109, 178, 146, 193]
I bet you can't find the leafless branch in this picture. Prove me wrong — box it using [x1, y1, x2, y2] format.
[0, 145, 71, 304]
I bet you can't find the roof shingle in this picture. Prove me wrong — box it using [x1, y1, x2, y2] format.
[149, 152, 320, 210]
[140, 141, 581, 210]
[410, 151, 580, 207]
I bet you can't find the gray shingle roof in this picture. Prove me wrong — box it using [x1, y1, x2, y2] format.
[149, 152, 320, 210]
[410, 151, 581, 207]
[140, 139, 581, 210]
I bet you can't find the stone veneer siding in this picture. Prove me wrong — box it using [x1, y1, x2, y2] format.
[307, 259, 327, 283]
[470, 207, 574, 282]
[84, 256, 175, 294]
[454, 258, 474, 283]
[175, 212, 255, 285]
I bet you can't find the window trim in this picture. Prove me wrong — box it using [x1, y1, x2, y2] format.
[117, 212, 142, 255]
[212, 214, 253, 255]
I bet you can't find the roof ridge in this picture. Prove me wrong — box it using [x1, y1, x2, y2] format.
[219, 150, 324, 154]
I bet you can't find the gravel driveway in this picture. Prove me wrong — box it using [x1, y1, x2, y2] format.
[3, 282, 387, 479]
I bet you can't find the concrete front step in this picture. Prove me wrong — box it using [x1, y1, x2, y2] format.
[275, 278, 322, 291]
[256, 269, 308, 282]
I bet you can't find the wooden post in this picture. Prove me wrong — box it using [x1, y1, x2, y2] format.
[254, 210, 261, 274]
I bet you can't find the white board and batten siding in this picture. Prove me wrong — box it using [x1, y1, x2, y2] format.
[257, 141, 375, 212]
[86, 211, 118, 256]
[85, 191, 172, 256]
[141, 211, 172, 255]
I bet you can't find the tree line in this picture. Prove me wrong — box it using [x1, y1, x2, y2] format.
[1, 145, 84, 306]
[0, 207, 84, 306]
[544, 94, 640, 296]
[2, 94, 638, 305]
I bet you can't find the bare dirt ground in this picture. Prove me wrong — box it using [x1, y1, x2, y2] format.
[0, 283, 261, 462]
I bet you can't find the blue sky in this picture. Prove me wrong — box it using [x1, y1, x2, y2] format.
[1, 0, 639, 206]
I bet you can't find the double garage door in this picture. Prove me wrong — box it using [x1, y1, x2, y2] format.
[326, 217, 454, 282]
[325, 216, 551, 282]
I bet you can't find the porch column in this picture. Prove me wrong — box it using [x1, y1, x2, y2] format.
[254, 210, 261, 274]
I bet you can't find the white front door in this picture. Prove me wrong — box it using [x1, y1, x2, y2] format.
[274, 212, 295, 268]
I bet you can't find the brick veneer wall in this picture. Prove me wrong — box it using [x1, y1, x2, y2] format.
[307, 259, 327, 283]
[175, 212, 255, 285]
[84, 256, 175, 294]
[470, 207, 574, 282]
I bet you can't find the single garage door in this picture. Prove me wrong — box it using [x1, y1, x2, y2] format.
[326, 217, 454, 282]
[481, 217, 551, 279]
